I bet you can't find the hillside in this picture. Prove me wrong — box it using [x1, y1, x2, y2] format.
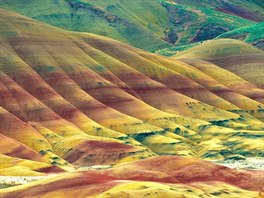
[217, 22, 264, 50]
[0, 8, 264, 198]
[0, 0, 256, 51]
[156, 23, 264, 56]
[174, 39, 264, 89]
[1, 156, 264, 198]
[170, 0, 264, 22]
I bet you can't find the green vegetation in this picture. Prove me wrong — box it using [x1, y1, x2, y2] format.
[67, 0, 92, 7]
[39, 150, 47, 155]
[157, 22, 264, 57]
[0, 0, 258, 51]
[155, 42, 201, 56]
[217, 22, 264, 50]
[161, 1, 253, 45]
[170, 0, 264, 22]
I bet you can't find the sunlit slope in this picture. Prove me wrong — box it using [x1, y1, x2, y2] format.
[0, 8, 264, 172]
[85, 35, 264, 122]
[0, 134, 65, 176]
[0, 154, 64, 176]
[0, 156, 263, 198]
[175, 58, 264, 104]
[174, 39, 264, 89]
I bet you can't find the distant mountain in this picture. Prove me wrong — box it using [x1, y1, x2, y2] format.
[0, 0, 257, 51]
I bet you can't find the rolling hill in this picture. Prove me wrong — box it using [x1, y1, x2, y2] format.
[217, 22, 264, 50]
[0, 7, 264, 198]
[156, 22, 264, 56]
[0, 0, 257, 51]
[1, 156, 264, 198]
[174, 39, 264, 89]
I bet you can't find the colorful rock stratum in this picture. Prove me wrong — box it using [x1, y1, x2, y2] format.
[0, 0, 263, 198]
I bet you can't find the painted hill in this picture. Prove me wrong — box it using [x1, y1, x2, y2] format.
[0, 8, 264, 198]
[1, 156, 264, 198]
[174, 39, 264, 89]
[1, 7, 264, 166]
[0, 0, 256, 51]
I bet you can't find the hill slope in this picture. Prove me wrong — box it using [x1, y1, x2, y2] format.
[174, 39, 264, 89]
[1, 7, 264, 165]
[156, 22, 264, 56]
[0, 8, 264, 197]
[0, 0, 256, 51]
[170, 0, 264, 22]
[1, 156, 263, 198]
[217, 22, 264, 50]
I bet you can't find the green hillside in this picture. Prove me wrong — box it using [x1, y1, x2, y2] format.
[0, 0, 172, 51]
[170, 0, 264, 22]
[155, 42, 202, 56]
[156, 22, 264, 56]
[217, 22, 264, 50]
[0, 0, 256, 51]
